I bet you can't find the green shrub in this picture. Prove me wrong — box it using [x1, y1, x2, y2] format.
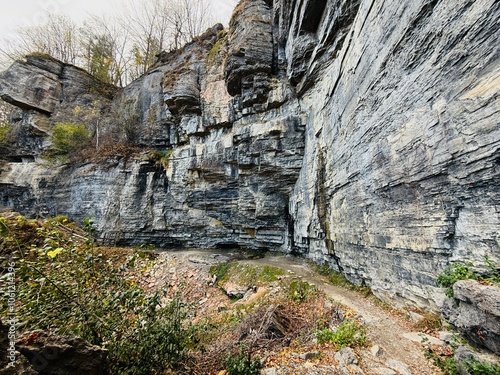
[209, 262, 230, 282]
[425, 348, 500, 375]
[52, 122, 91, 154]
[149, 149, 174, 170]
[287, 279, 316, 302]
[315, 320, 367, 348]
[462, 359, 500, 375]
[436, 259, 500, 297]
[109, 292, 193, 374]
[425, 351, 459, 375]
[224, 346, 261, 375]
[484, 256, 500, 283]
[0, 215, 194, 375]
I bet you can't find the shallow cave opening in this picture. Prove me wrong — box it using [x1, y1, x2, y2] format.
[215, 242, 242, 250]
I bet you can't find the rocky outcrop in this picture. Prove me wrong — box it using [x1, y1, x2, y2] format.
[0, 0, 499, 321]
[0, 321, 37, 375]
[0, 22, 305, 251]
[224, 0, 274, 114]
[15, 331, 108, 375]
[0, 54, 115, 159]
[0, 322, 107, 375]
[441, 280, 500, 354]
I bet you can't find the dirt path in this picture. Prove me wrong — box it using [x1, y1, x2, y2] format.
[153, 250, 442, 374]
[240, 254, 441, 375]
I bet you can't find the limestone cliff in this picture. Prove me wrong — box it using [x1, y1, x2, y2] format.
[0, 0, 499, 315]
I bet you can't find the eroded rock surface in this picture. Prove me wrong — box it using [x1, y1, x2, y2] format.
[287, 0, 500, 310]
[0, 0, 499, 317]
[441, 280, 500, 354]
[0, 321, 107, 375]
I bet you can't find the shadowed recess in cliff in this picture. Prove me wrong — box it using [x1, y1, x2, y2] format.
[284, 0, 362, 92]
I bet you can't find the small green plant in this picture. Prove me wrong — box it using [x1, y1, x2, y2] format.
[0, 123, 13, 148]
[224, 345, 261, 375]
[315, 320, 367, 348]
[52, 122, 92, 154]
[484, 256, 500, 283]
[149, 149, 174, 170]
[83, 217, 97, 249]
[207, 29, 227, 62]
[424, 350, 459, 375]
[315, 262, 371, 295]
[436, 259, 500, 297]
[257, 265, 286, 282]
[287, 279, 316, 302]
[210, 262, 230, 282]
[425, 348, 500, 375]
[462, 359, 500, 375]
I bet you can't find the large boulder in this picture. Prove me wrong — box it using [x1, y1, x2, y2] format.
[16, 330, 109, 375]
[441, 280, 500, 353]
[0, 321, 37, 375]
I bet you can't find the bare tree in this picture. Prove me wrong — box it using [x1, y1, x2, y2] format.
[121, 0, 213, 76]
[1, 13, 80, 65]
[168, 0, 213, 47]
[0, 0, 215, 84]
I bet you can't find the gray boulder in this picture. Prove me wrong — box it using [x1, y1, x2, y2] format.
[441, 280, 500, 353]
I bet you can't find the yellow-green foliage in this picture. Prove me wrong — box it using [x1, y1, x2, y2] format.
[149, 149, 174, 170]
[0, 123, 13, 147]
[207, 29, 228, 62]
[287, 279, 317, 302]
[210, 262, 286, 286]
[52, 122, 91, 154]
[315, 320, 367, 348]
[0, 215, 195, 375]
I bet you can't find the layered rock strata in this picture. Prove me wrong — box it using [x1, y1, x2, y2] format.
[0, 0, 499, 316]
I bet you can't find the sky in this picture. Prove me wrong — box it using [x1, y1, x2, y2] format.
[0, 0, 238, 37]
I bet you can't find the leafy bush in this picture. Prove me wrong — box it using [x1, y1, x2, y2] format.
[109, 292, 193, 374]
[425, 348, 500, 375]
[0, 215, 194, 374]
[483, 256, 500, 283]
[149, 149, 174, 170]
[224, 346, 261, 375]
[287, 279, 316, 302]
[462, 359, 500, 375]
[315, 320, 367, 348]
[437, 259, 500, 298]
[52, 122, 92, 154]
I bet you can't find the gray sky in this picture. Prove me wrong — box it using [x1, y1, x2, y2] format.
[0, 0, 238, 36]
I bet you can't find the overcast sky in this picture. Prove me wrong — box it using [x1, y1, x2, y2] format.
[0, 0, 238, 36]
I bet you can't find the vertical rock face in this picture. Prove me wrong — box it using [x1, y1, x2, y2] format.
[286, 0, 499, 308]
[0, 0, 499, 312]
